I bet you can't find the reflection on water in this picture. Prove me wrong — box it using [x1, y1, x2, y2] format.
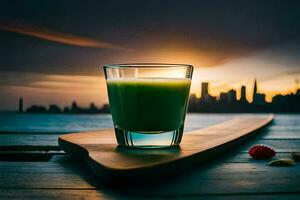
[0, 113, 235, 133]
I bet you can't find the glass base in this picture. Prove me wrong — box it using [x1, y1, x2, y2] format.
[114, 126, 184, 148]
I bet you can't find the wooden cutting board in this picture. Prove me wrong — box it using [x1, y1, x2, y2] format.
[59, 115, 273, 184]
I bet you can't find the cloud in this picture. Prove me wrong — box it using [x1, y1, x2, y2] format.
[0, 21, 130, 51]
[0, 71, 104, 89]
[0, 71, 109, 110]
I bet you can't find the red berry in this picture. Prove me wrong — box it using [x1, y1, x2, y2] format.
[248, 145, 276, 159]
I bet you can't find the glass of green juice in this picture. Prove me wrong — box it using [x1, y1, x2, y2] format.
[103, 63, 193, 148]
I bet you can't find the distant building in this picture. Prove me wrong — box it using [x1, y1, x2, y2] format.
[253, 79, 257, 101]
[26, 105, 47, 113]
[240, 85, 248, 103]
[100, 103, 111, 113]
[48, 104, 62, 113]
[201, 82, 209, 100]
[200, 82, 216, 104]
[71, 101, 80, 113]
[254, 93, 266, 105]
[252, 79, 266, 105]
[220, 89, 237, 104]
[188, 94, 199, 112]
[227, 89, 237, 103]
[219, 92, 227, 103]
[18, 97, 23, 113]
[89, 103, 98, 113]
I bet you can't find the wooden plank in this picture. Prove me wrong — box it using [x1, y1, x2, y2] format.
[0, 189, 299, 200]
[220, 152, 294, 163]
[262, 132, 300, 139]
[0, 134, 60, 146]
[239, 139, 300, 153]
[0, 158, 97, 189]
[1, 122, 299, 197]
[0, 157, 299, 196]
[268, 125, 300, 131]
[0, 189, 109, 200]
[59, 115, 273, 183]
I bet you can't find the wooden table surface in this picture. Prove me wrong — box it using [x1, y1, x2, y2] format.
[1, 114, 300, 200]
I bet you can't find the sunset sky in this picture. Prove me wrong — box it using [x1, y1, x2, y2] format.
[1, 0, 300, 110]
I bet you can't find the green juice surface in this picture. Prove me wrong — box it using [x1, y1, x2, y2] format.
[107, 78, 191, 132]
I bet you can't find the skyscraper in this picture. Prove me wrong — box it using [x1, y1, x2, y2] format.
[240, 85, 247, 103]
[219, 89, 237, 104]
[201, 82, 209, 99]
[252, 79, 266, 105]
[227, 89, 237, 103]
[18, 97, 23, 113]
[253, 79, 257, 102]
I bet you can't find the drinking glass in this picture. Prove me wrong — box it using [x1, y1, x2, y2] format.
[103, 63, 193, 148]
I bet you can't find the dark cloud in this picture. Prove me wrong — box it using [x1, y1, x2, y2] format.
[0, 0, 300, 75]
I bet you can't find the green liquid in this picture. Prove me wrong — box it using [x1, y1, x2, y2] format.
[107, 78, 191, 132]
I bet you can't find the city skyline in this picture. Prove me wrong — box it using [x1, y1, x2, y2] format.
[189, 79, 300, 113]
[12, 78, 300, 113]
[1, 72, 300, 112]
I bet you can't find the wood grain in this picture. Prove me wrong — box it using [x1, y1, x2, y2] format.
[0, 189, 300, 200]
[59, 115, 274, 183]
[1, 154, 299, 196]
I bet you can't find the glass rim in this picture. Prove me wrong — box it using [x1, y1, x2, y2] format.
[103, 63, 193, 69]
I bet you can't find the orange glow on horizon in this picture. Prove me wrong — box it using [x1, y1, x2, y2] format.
[0, 67, 299, 110]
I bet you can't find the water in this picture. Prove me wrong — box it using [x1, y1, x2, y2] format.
[0, 113, 299, 147]
[0, 113, 114, 133]
[0, 113, 234, 146]
[0, 113, 236, 133]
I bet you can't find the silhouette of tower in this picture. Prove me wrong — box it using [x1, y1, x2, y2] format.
[18, 97, 23, 113]
[252, 79, 266, 105]
[240, 85, 247, 103]
[252, 79, 257, 102]
[201, 82, 209, 99]
[253, 79, 257, 101]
